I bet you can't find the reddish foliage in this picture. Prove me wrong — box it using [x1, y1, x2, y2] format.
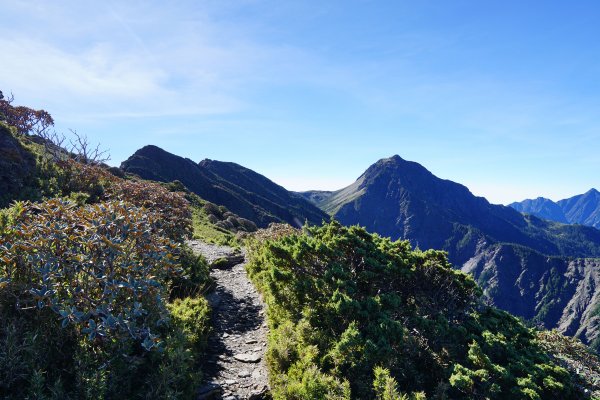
[59, 159, 192, 241]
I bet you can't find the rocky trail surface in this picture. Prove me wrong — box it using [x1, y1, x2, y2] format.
[187, 241, 270, 400]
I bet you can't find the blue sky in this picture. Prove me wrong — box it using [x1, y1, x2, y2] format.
[1, 1, 599, 204]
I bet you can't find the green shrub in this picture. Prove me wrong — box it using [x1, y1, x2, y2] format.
[373, 367, 426, 400]
[167, 297, 211, 352]
[246, 221, 579, 399]
[58, 160, 192, 241]
[169, 244, 211, 299]
[0, 98, 208, 399]
[0, 196, 206, 399]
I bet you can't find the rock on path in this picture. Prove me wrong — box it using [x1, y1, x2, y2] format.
[188, 241, 270, 400]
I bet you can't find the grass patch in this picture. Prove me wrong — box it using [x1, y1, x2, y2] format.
[192, 205, 239, 246]
[187, 192, 256, 247]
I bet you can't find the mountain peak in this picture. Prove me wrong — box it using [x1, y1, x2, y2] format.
[377, 154, 411, 167]
[512, 189, 600, 229]
[386, 154, 405, 162]
[133, 144, 167, 155]
[365, 154, 431, 178]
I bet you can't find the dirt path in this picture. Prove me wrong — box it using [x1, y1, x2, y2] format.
[188, 241, 270, 400]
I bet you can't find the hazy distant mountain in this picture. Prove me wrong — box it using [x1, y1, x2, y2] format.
[510, 188, 600, 229]
[509, 197, 568, 223]
[559, 189, 600, 228]
[121, 145, 328, 228]
[301, 155, 600, 349]
[294, 190, 333, 207]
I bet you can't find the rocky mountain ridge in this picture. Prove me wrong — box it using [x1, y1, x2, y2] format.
[121, 145, 328, 228]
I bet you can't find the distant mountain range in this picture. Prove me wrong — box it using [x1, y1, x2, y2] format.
[121, 145, 328, 228]
[510, 189, 600, 229]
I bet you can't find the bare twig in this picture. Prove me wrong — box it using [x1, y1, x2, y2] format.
[68, 129, 111, 165]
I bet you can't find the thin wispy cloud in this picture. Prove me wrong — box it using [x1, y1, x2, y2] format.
[1, 1, 598, 204]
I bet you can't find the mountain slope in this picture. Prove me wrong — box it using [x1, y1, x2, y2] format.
[0, 123, 40, 207]
[305, 155, 600, 348]
[463, 243, 600, 350]
[559, 188, 600, 228]
[121, 145, 328, 228]
[510, 188, 600, 229]
[293, 190, 333, 207]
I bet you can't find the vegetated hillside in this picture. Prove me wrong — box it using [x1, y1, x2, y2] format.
[0, 124, 37, 207]
[0, 123, 61, 208]
[121, 145, 328, 228]
[303, 155, 600, 348]
[0, 109, 222, 398]
[247, 222, 596, 399]
[510, 189, 600, 229]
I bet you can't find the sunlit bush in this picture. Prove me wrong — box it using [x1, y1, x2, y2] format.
[247, 221, 579, 399]
[0, 198, 181, 348]
[59, 159, 192, 241]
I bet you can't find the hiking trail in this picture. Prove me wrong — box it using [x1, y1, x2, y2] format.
[188, 241, 270, 400]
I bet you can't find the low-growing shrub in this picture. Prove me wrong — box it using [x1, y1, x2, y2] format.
[247, 221, 580, 399]
[58, 160, 192, 241]
[0, 98, 208, 399]
[168, 296, 211, 352]
[169, 244, 211, 299]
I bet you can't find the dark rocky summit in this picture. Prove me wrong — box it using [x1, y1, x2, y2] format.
[121, 145, 328, 228]
[316, 155, 600, 263]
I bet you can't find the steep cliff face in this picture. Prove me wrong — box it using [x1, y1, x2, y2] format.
[463, 244, 600, 350]
[121, 145, 328, 228]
